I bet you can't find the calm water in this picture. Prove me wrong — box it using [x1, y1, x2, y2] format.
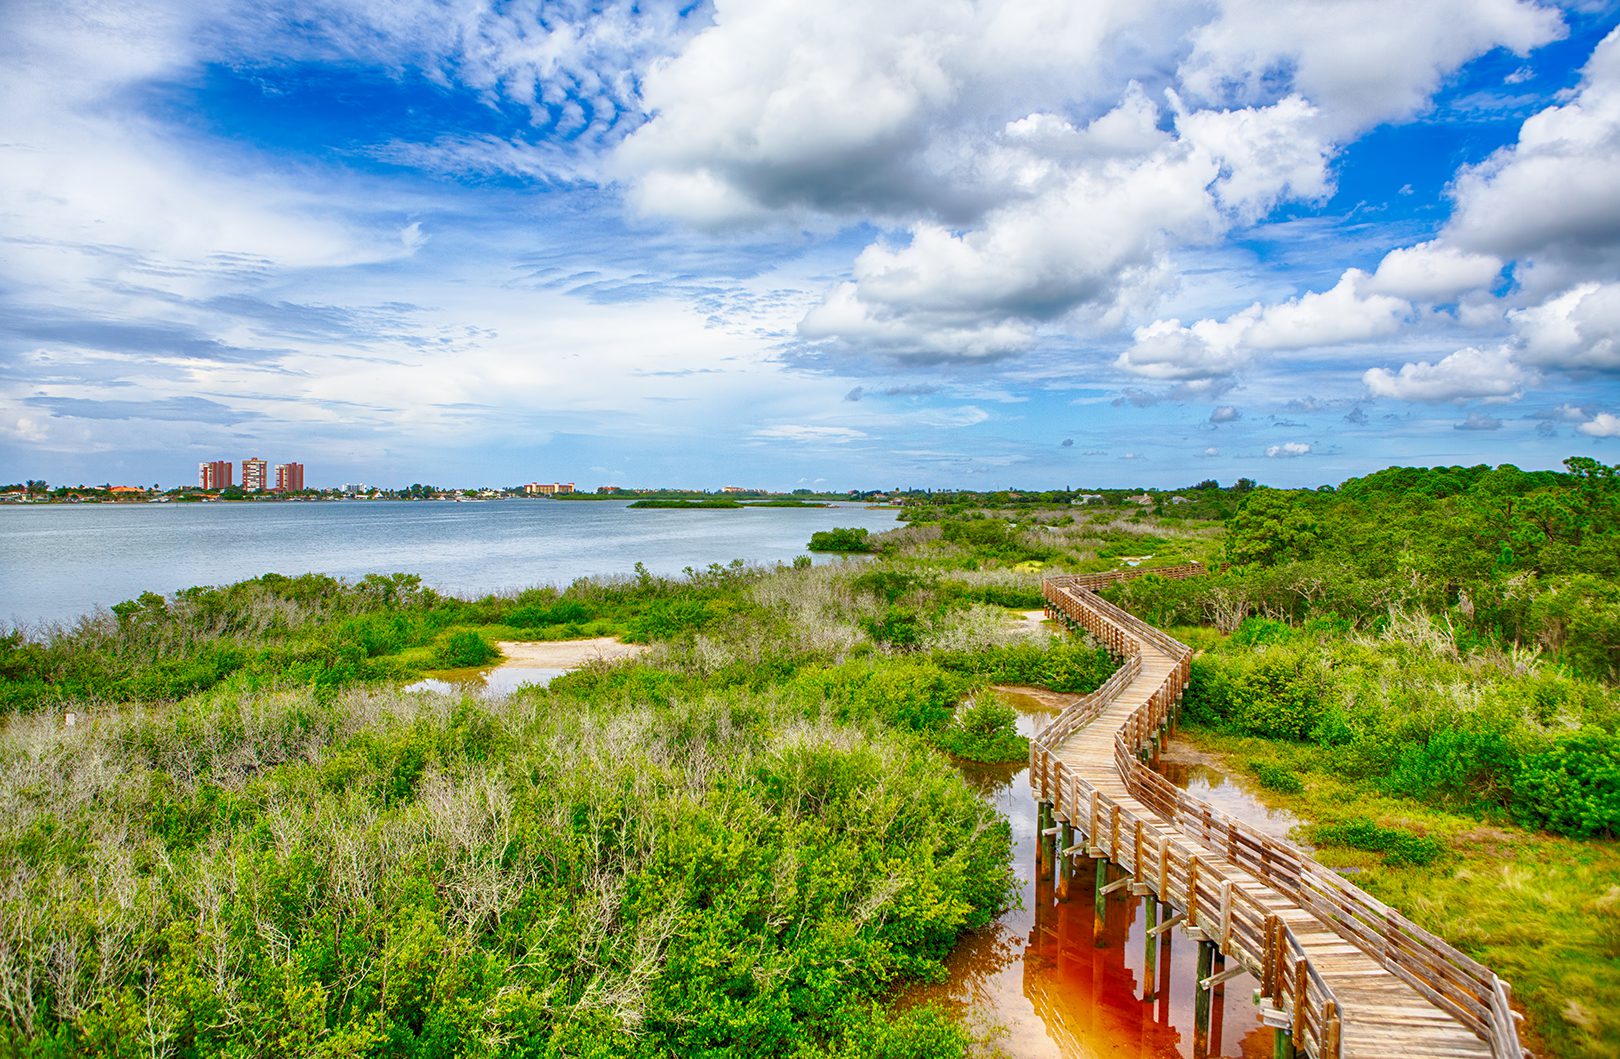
[0, 499, 898, 627]
[912, 693, 1277, 1058]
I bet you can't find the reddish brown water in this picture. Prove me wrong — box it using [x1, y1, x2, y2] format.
[909, 692, 1277, 1057]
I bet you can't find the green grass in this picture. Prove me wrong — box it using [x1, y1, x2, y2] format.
[1184, 727, 1620, 1058]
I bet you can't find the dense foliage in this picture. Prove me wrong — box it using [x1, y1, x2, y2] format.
[1134, 459, 1620, 840]
[1111, 458, 1620, 681]
[0, 687, 1009, 1058]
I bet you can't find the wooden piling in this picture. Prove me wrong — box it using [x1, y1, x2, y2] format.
[1194, 940, 1214, 1055]
[1143, 899, 1159, 999]
[1057, 822, 1074, 899]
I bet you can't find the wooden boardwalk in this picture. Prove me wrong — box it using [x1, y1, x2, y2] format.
[1030, 568, 1526, 1059]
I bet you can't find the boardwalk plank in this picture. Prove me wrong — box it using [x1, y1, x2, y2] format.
[1033, 575, 1508, 1059]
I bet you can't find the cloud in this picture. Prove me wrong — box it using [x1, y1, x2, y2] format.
[1171, 93, 1334, 222]
[1362, 345, 1533, 402]
[844, 386, 865, 401]
[1454, 413, 1504, 431]
[1365, 240, 1503, 301]
[1061, 437, 1074, 447]
[750, 425, 869, 443]
[1577, 411, 1620, 437]
[1117, 314, 1252, 383]
[1445, 28, 1620, 285]
[1177, 0, 1562, 137]
[617, 2, 1209, 230]
[1343, 405, 1369, 425]
[1511, 281, 1620, 372]
[1243, 269, 1409, 349]
[1119, 268, 1409, 385]
[1266, 441, 1311, 457]
[1210, 405, 1241, 423]
[23, 395, 257, 424]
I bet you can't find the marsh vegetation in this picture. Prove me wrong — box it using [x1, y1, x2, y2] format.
[1, 460, 1615, 1056]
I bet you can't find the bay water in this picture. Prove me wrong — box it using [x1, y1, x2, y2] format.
[0, 499, 898, 627]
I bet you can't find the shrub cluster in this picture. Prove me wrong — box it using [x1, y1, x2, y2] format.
[0, 682, 1015, 1056]
[1185, 618, 1620, 838]
[1308, 818, 1446, 867]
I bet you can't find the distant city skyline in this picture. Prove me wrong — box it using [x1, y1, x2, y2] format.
[194, 456, 305, 491]
[2, 2, 1617, 489]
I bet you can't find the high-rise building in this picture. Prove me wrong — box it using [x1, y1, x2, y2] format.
[242, 457, 267, 492]
[523, 482, 575, 496]
[274, 462, 305, 492]
[198, 460, 232, 490]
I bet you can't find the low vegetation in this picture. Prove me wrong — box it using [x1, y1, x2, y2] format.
[0, 510, 1143, 1054]
[2, 459, 1616, 1055]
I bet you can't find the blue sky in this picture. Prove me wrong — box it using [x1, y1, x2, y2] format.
[3, 0, 1619, 491]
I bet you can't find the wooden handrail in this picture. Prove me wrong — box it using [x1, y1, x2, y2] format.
[1031, 567, 1527, 1059]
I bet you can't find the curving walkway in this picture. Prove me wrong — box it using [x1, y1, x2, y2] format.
[1030, 568, 1525, 1059]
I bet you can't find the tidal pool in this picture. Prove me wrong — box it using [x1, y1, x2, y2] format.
[405, 666, 567, 696]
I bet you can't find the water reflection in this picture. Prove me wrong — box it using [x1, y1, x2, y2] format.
[404, 666, 566, 697]
[1155, 747, 1307, 846]
[912, 691, 1277, 1057]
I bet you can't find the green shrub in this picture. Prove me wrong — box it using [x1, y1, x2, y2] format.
[940, 698, 1028, 763]
[802, 658, 967, 735]
[934, 639, 1114, 693]
[852, 569, 924, 603]
[1229, 617, 1296, 647]
[1511, 727, 1620, 838]
[509, 599, 593, 627]
[628, 598, 717, 640]
[435, 629, 499, 668]
[808, 527, 872, 552]
[1251, 760, 1305, 794]
[1309, 817, 1445, 866]
[1183, 647, 1326, 740]
[862, 606, 923, 650]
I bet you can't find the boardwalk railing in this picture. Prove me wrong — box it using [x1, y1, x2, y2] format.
[1030, 566, 1527, 1059]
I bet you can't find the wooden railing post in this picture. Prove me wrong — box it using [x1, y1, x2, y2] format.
[1034, 570, 1524, 1059]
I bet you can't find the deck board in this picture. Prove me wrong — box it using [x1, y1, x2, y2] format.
[1038, 580, 1497, 1059]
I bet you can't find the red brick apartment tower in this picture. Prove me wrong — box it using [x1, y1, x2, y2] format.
[198, 460, 232, 490]
[274, 462, 305, 492]
[241, 457, 268, 491]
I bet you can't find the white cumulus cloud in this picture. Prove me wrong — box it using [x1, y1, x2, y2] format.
[1445, 27, 1620, 289]
[1577, 411, 1620, 437]
[1177, 0, 1562, 136]
[1510, 281, 1620, 372]
[1366, 240, 1504, 301]
[1266, 441, 1311, 457]
[1362, 345, 1533, 403]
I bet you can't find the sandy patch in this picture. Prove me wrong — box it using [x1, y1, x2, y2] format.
[495, 637, 649, 668]
[1007, 609, 1051, 637]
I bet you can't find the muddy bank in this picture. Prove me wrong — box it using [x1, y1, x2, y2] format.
[408, 636, 649, 696]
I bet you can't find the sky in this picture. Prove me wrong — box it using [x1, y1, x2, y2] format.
[3, 0, 1619, 491]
